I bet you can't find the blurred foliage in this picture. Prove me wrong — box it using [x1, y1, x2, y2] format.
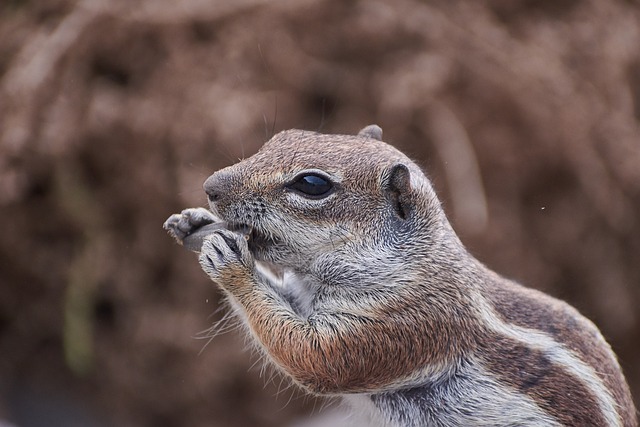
[0, 0, 639, 426]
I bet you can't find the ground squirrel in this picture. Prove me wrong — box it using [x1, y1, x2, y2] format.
[164, 125, 636, 426]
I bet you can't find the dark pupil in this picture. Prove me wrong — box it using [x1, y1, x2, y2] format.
[291, 175, 332, 197]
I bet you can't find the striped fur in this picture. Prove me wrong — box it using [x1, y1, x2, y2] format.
[167, 127, 637, 426]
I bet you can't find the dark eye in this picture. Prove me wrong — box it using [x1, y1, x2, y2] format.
[287, 174, 334, 198]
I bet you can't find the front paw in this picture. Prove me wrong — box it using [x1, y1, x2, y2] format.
[163, 207, 219, 248]
[199, 229, 255, 284]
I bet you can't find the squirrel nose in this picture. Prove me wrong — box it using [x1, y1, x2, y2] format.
[205, 188, 221, 202]
[203, 171, 230, 203]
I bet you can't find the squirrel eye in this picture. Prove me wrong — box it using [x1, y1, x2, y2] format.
[287, 174, 334, 198]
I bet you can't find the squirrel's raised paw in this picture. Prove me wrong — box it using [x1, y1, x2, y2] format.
[199, 229, 254, 284]
[163, 208, 220, 251]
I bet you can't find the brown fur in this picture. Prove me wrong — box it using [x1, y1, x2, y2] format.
[231, 282, 481, 393]
[480, 333, 607, 426]
[484, 276, 637, 425]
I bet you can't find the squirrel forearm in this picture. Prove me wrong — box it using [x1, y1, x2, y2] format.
[228, 278, 463, 395]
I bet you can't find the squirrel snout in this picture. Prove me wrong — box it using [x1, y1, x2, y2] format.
[204, 173, 229, 202]
[205, 187, 221, 202]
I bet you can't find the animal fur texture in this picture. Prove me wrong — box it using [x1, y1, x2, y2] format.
[164, 126, 637, 426]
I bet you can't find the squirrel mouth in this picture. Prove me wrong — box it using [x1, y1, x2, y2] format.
[227, 222, 274, 254]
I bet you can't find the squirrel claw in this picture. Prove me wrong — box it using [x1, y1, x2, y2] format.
[163, 207, 222, 251]
[199, 229, 254, 283]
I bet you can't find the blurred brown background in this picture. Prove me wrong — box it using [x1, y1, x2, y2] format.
[1, 0, 639, 426]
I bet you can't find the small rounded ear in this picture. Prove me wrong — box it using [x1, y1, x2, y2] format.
[383, 164, 411, 220]
[357, 124, 383, 141]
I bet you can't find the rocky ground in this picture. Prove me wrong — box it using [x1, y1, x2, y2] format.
[1, 0, 639, 426]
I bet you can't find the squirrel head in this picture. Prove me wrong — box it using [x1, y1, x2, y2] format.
[204, 126, 449, 272]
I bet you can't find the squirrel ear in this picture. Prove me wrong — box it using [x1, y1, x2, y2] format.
[383, 164, 411, 220]
[357, 124, 383, 141]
